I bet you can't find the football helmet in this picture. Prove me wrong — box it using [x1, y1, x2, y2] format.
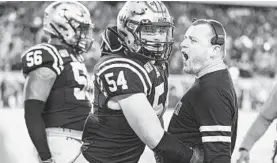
[43, 1, 94, 54]
[117, 1, 174, 61]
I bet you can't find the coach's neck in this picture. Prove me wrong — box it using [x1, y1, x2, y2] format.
[196, 58, 226, 78]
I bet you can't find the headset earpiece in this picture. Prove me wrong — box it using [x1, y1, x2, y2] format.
[207, 20, 225, 46]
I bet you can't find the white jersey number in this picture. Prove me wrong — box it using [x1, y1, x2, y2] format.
[153, 82, 165, 116]
[71, 62, 88, 100]
[104, 71, 128, 92]
[26, 50, 43, 67]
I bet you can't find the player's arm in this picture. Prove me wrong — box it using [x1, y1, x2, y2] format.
[97, 61, 194, 162]
[24, 67, 56, 162]
[239, 82, 277, 151]
[22, 44, 62, 162]
[113, 93, 194, 162]
[195, 88, 235, 163]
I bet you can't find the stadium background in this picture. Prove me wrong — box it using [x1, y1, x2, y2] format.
[1, 1, 277, 163]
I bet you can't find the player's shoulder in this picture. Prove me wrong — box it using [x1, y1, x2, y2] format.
[21, 43, 64, 76]
[94, 54, 153, 95]
[22, 43, 62, 58]
[95, 54, 152, 75]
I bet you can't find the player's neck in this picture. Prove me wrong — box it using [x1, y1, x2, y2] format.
[196, 58, 226, 78]
[48, 38, 70, 48]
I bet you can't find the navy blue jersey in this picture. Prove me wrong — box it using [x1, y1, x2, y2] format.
[168, 69, 238, 163]
[82, 53, 168, 163]
[21, 43, 91, 131]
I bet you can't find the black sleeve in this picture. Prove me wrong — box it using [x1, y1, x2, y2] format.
[24, 100, 51, 161]
[153, 132, 193, 163]
[194, 88, 233, 162]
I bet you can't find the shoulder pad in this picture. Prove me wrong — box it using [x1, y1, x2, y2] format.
[21, 43, 64, 76]
[95, 57, 152, 96]
[101, 26, 123, 52]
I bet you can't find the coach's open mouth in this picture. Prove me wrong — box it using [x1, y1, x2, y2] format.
[181, 51, 189, 61]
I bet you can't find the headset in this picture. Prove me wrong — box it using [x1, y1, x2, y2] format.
[192, 18, 225, 46]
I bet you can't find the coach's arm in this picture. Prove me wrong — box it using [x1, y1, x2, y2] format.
[238, 81, 277, 163]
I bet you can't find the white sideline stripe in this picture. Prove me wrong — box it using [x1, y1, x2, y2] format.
[22, 45, 61, 75]
[97, 63, 148, 94]
[199, 125, 231, 132]
[98, 58, 152, 92]
[202, 136, 231, 143]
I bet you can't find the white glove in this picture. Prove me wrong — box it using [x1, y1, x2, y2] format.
[237, 148, 250, 163]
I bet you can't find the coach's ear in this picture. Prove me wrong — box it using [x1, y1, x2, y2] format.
[210, 45, 221, 58]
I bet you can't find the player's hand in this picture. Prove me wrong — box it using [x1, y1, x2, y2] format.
[189, 147, 204, 163]
[41, 158, 55, 163]
[237, 149, 250, 163]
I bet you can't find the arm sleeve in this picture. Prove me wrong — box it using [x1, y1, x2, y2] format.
[95, 60, 151, 98]
[194, 88, 234, 162]
[240, 82, 277, 151]
[21, 44, 64, 76]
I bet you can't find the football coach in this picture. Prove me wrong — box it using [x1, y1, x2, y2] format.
[165, 19, 238, 163]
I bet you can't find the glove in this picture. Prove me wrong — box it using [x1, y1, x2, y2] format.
[237, 148, 250, 163]
[189, 147, 204, 163]
[41, 158, 55, 163]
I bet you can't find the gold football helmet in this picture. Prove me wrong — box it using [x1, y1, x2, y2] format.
[43, 1, 94, 53]
[117, 1, 174, 61]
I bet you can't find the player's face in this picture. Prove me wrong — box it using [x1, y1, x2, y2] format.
[74, 23, 94, 52]
[180, 24, 214, 75]
[140, 25, 170, 52]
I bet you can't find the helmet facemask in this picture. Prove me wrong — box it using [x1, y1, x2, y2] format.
[116, 1, 175, 61]
[125, 20, 174, 61]
[70, 22, 94, 54]
[50, 16, 94, 54]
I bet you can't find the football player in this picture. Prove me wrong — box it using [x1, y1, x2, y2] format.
[81, 1, 200, 163]
[21, 1, 93, 163]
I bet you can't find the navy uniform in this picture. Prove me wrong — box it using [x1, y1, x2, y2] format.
[168, 69, 238, 163]
[21, 43, 91, 131]
[82, 27, 168, 163]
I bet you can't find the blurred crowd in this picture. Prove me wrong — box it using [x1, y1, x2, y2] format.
[1, 1, 277, 109]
